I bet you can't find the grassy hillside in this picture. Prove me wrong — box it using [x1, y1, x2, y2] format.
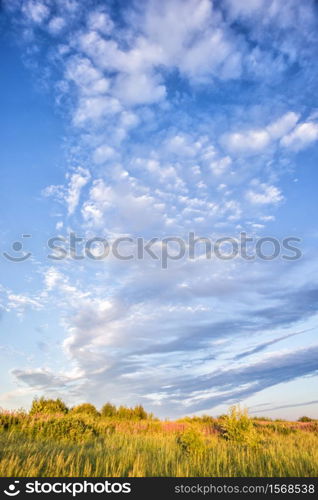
[0, 401, 317, 477]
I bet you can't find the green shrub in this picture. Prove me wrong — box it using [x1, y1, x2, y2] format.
[26, 416, 98, 444]
[0, 413, 22, 432]
[101, 403, 117, 417]
[133, 405, 148, 420]
[70, 403, 100, 417]
[252, 416, 273, 422]
[116, 405, 150, 420]
[176, 428, 205, 454]
[29, 398, 68, 415]
[298, 416, 314, 423]
[221, 405, 258, 445]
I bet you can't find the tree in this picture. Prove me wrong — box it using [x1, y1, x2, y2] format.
[298, 416, 313, 422]
[101, 402, 117, 418]
[221, 405, 258, 445]
[70, 403, 100, 417]
[133, 405, 148, 420]
[117, 405, 134, 419]
[29, 397, 68, 415]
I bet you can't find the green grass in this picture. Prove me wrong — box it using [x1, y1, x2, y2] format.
[0, 411, 317, 477]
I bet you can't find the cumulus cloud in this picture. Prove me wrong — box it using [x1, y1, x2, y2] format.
[73, 96, 122, 126]
[245, 182, 283, 205]
[221, 112, 302, 156]
[87, 9, 114, 35]
[47, 16, 65, 35]
[266, 112, 300, 139]
[223, 129, 270, 155]
[22, 0, 50, 24]
[281, 122, 318, 151]
[92, 145, 116, 164]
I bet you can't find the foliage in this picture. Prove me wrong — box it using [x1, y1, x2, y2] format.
[252, 416, 273, 422]
[221, 405, 258, 445]
[70, 403, 100, 417]
[0, 413, 22, 432]
[179, 415, 216, 425]
[133, 405, 148, 420]
[176, 427, 205, 454]
[25, 416, 98, 444]
[1, 401, 317, 477]
[298, 416, 314, 422]
[1, 422, 317, 477]
[101, 402, 117, 417]
[29, 398, 68, 415]
[102, 403, 150, 420]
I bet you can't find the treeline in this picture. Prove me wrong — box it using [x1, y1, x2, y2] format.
[29, 398, 153, 420]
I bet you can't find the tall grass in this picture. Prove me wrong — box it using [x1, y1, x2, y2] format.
[0, 408, 317, 477]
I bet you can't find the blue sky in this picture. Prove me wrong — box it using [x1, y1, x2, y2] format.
[0, 0, 318, 419]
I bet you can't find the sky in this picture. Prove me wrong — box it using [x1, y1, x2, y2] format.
[0, 0, 318, 420]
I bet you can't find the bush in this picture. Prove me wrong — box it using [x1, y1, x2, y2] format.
[0, 413, 23, 432]
[70, 403, 100, 417]
[100, 403, 149, 420]
[298, 416, 314, 423]
[26, 416, 98, 444]
[133, 405, 148, 420]
[101, 403, 117, 418]
[176, 428, 205, 455]
[116, 405, 150, 420]
[221, 405, 258, 445]
[252, 416, 273, 422]
[29, 398, 68, 415]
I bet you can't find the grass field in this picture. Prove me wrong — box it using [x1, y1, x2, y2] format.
[0, 402, 317, 477]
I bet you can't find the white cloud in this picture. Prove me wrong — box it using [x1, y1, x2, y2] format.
[4, 0, 318, 416]
[210, 156, 232, 176]
[93, 145, 116, 164]
[87, 10, 114, 35]
[22, 0, 50, 24]
[222, 129, 270, 155]
[7, 293, 42, 313]
[224, 0, 266, 18]
[120, 111, 140, 129]
[44, 267, 64, 291]
[246, 182, 283, 205]
[266, 112, 299, 139]
[65, 56, 110, 96]
[113, 72, 166, 105]
[260, 215, 275, 221]
[165, 134, 202, 157]
[73, 96, 121, 126]
[221, 112, 302, 155]
[281, 122, 318, 151]
[65, 0, 244, 110]
[43, 168, 90, 215]
[141, 0, 242, 82]
[179, 29, 242, 81]
[47, 16, 65, 35]
[66, 167, 91, 215]
[82, 177, 167, 232]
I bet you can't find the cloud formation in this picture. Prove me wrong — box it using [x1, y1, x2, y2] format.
[2, 0, 318, 416]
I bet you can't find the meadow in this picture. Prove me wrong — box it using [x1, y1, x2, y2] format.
[0, 399, 317, 477]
